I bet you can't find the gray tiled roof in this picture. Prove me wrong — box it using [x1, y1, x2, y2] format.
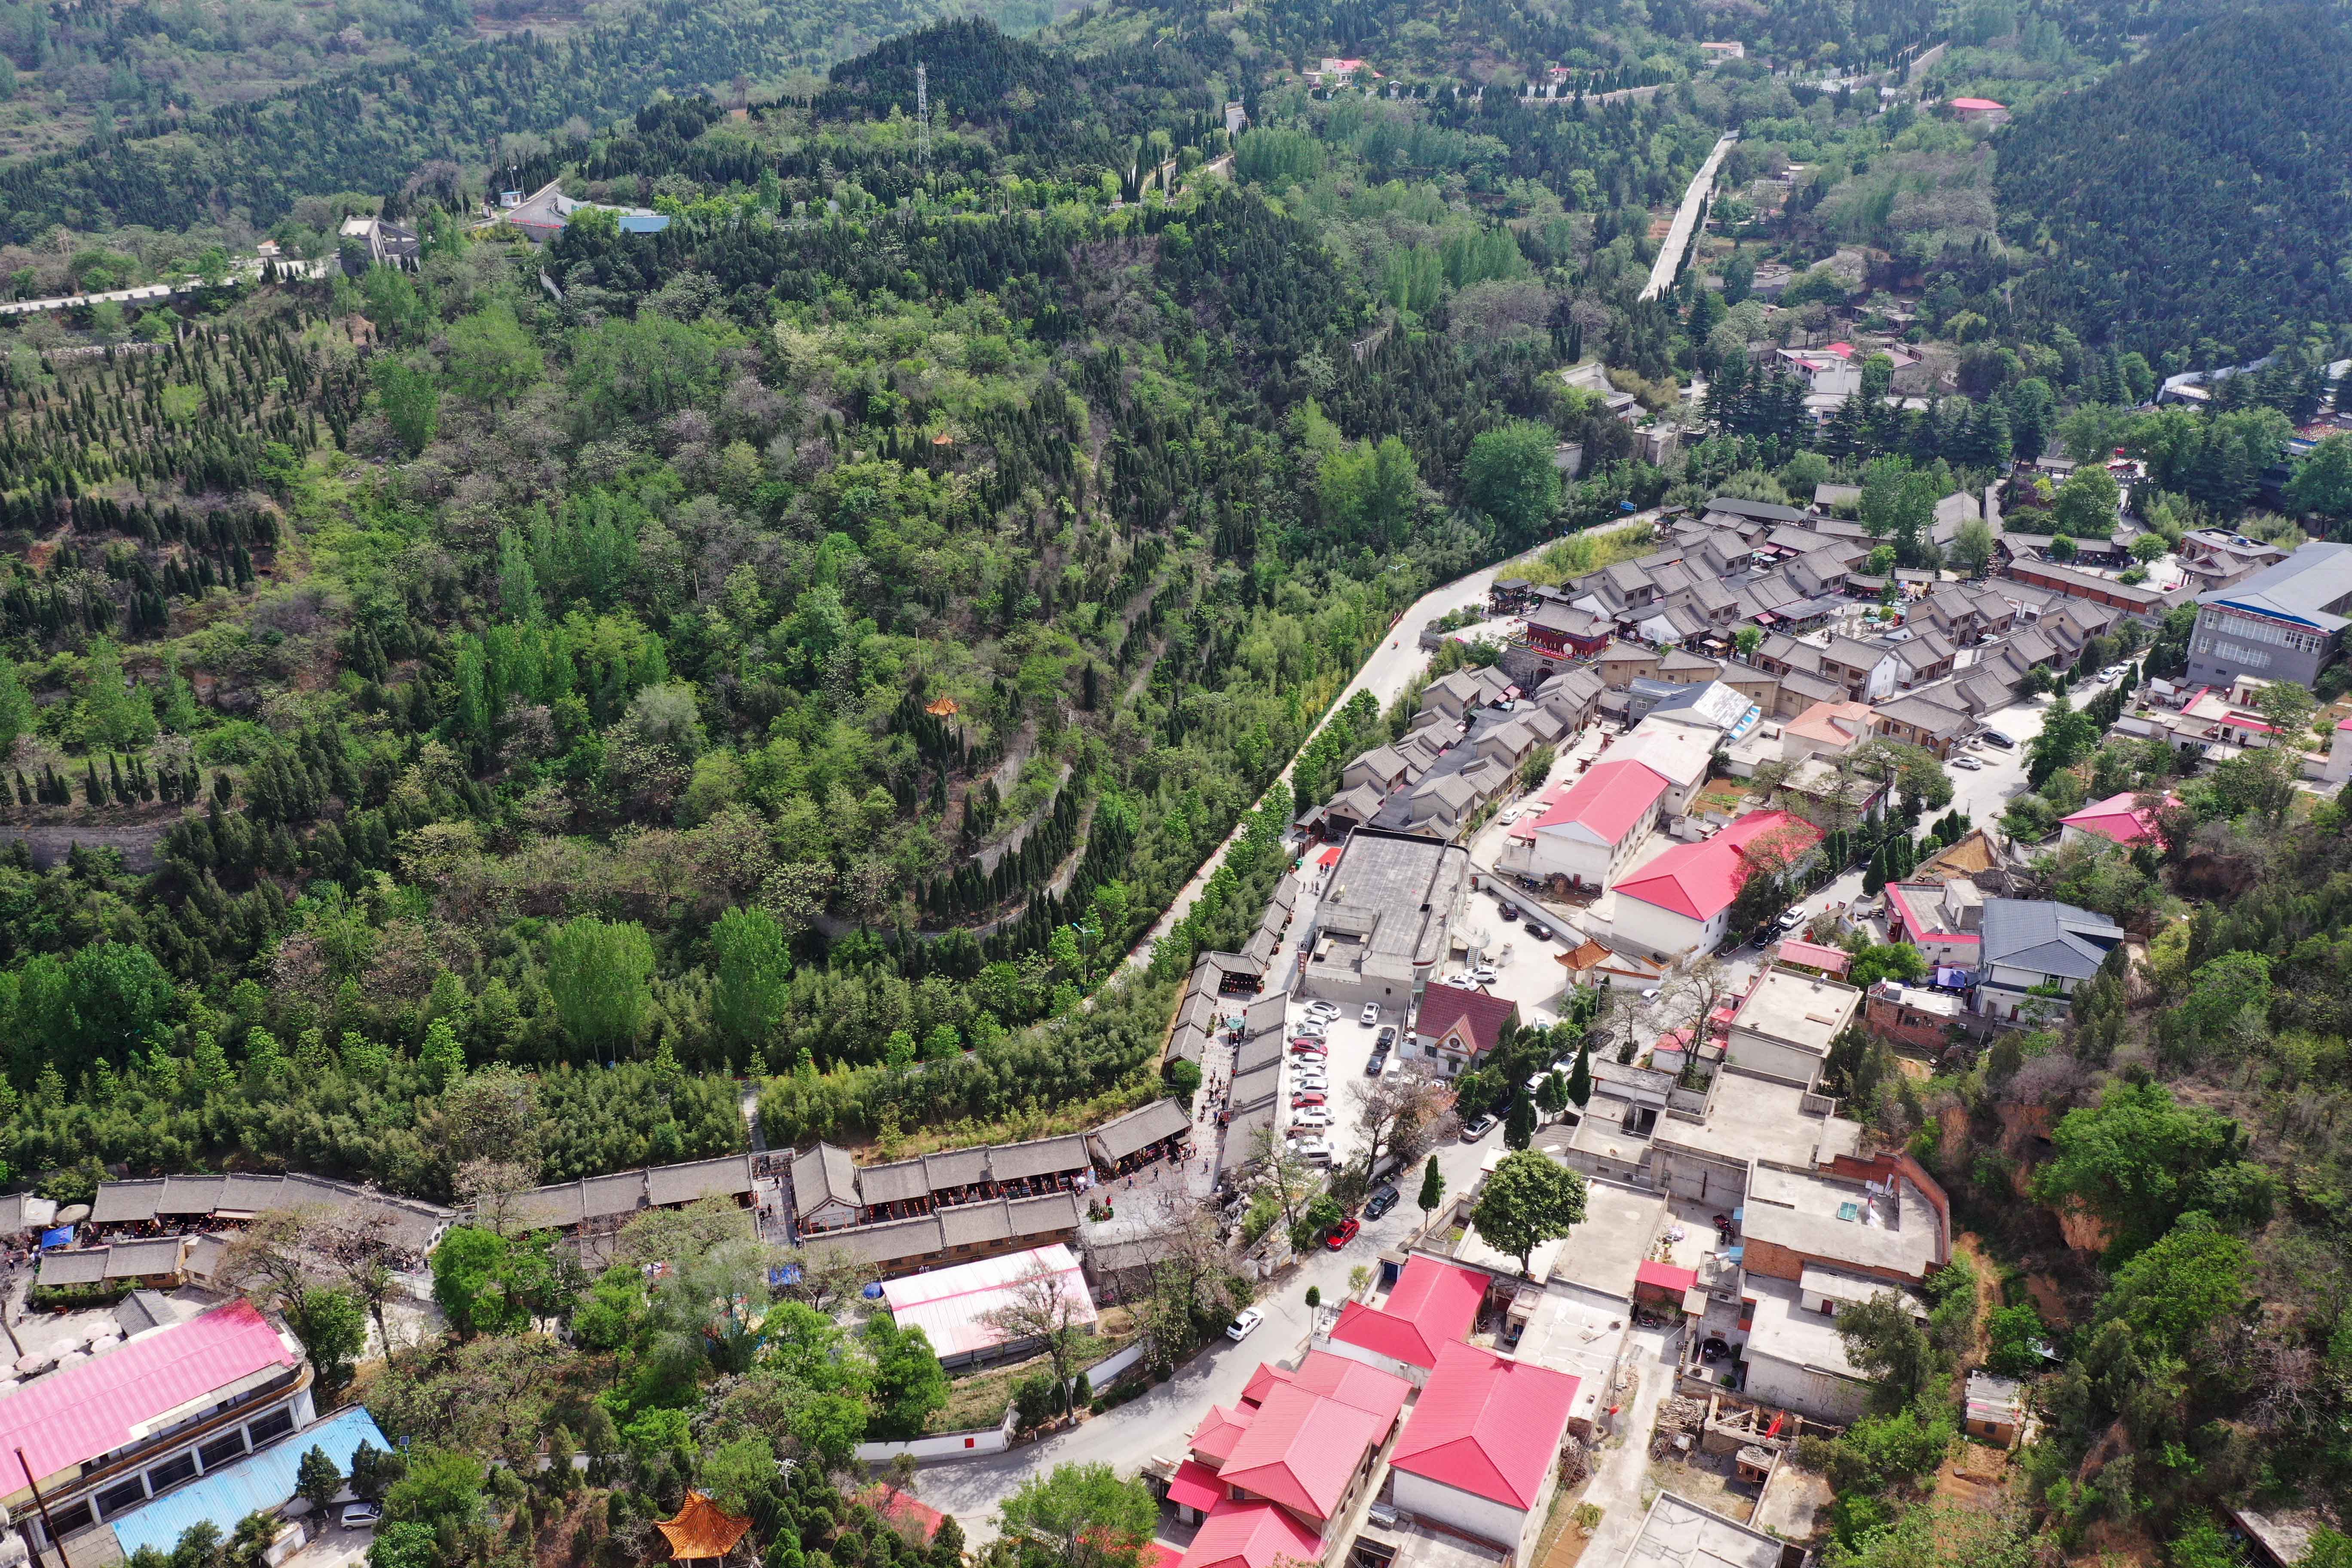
[989, 1135, 1090, 1183]
[644, 1154, 753, 1207]
[793, 1143, 860, 1217]
[1087, 1099, 1191, 1162]
[1979, 897, 2124, 981]
[37, 1249, 109, 1287]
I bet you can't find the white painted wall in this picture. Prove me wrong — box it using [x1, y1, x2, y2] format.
[1740, 1350, 1870, 1423]
[1391, 1473, 1531, 1555]
[854, 1408, 1017, 1463]
[1609, 897, 1723, 959]
[1724, 1033, 1825, 1089]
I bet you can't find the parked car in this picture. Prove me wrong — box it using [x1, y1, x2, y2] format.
[1360, 1003, 1381, 1026]
[1363, 1183, 1400, 1220]
[1774, 906, 1807, 933]
[1325, 1218, 1362, 1249]
[1640, 987, 1662, 1003]
[1295, 1075, 1329, 1092]
[1292, 1137, 1334, 1163]
[2099, 665, 2125, 682]
[1304, 1001, 1341, 1022]
[1951, 755, 1983, 771]
[1292, 1108, 1332, 1128]
[1366, 1051, 1388, 1076]
[1375, 1025, 1398, 1050]
[1469, 965, 1499, 985]
[1981, 729, 2016, 748]
[1462, 1113, 1497, 1141]
[1497, 906, 1518, 925]
[1226, 1307, 1265, 1342]
[1289, 1038, 1327, 1053]
[1443, 973, 1478, 989]
[341, 1504, 384, 1531]
[1292, 1090, 1326, 1107]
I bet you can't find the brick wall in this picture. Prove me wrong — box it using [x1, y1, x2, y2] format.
[1863, 993, 1950, 1053]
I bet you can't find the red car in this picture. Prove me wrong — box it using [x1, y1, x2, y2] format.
[1289, 1040, 1327, 1054]
[1291, 1091, 1326, 1107]
[1324, 1218, 1361, 1250]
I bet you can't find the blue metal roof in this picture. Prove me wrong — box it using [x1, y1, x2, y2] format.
[615, 214, 671, 234]
[109, 1406, 390, 1558]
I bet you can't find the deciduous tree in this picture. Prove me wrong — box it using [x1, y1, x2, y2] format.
[1470, 1149, 1587, 1275]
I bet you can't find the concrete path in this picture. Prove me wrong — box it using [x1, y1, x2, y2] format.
[1574, 1326, 1678, 1568]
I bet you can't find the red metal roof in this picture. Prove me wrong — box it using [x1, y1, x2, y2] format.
[1287, 1349, 1413, 1424]
[1412, 987, 1518, 1060]
[2060, 790, 2172, 847]
[1774, 938, 1852, 974]
[1217, 1381, 1389, 1520]
[1177, 1499, 1326, 1568]
[1328, 1256, 1491, 1373]
[1635, 1259, 1700, 1294]
[0, 1298, 297, 1496]
[1239, 1362, 1296, 1407]
[1948, 96, 2005, 109]
[860, 1485, 947, 1543]
[1145, 1545, 1184, 1568]
[1614, 811, 1821, 922]
[1168, 1460, 1226, 1513]
[1189, 1401, 1257, 1464]
[1515, 760, 1669, 847]
[1391, 1341, 1580, 1510]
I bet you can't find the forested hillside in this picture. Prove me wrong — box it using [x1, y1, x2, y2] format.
[0, 0, 1040, 242]
[1997, 4, 2352, 362]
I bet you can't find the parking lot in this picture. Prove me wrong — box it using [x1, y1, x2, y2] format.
[1276, 995, 1398, 1166]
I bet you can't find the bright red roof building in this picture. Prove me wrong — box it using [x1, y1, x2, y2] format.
[1217, 1381, 1389, 1521]
[1240, 1362, 1297, 1407]
[1167, 1460, 1226, 1513]
[1507, 760, 1668, 848]
[1144, 1545, 1184, 1568]
[1327, 1257, 1489, 1372]
[1412, 986, 1519, 1059]
[0, 1298, 298, 1496]
[859, 1485, 947, 1544]
[1178, 1499, 1327, 1568]
[1948, 96, 2005, 110]
[2060, 791, 2173, 848]
[1189, 1401, 1258, 1465]
[1614, 811, 1821, 922]
[1286, 1349, 1413, 1423]
[1773, 938, 1851, 976]
[1390, 1341, 1580, 1510]
[1634, 1259, 1699, 1295]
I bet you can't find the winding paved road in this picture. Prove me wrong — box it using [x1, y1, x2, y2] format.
[1128, 514, 1662, 971]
